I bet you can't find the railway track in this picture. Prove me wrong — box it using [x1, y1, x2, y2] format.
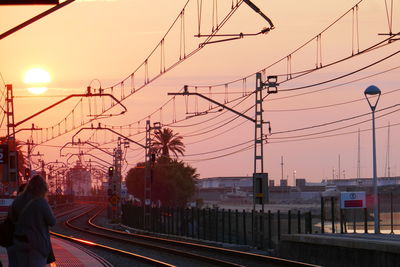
[60, 206, 320, 267]
[52, 206, 177, 266]
[4, 202, 320, 266]
[63, 207, 248, 266]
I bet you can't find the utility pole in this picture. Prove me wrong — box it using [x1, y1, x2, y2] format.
[71, 122, 159, 226]
[5, 85, 18, 193]
[3, 85, 126, 194]
[27, 138, 34, 171]
[169, 74, 277, 248]
[357, 128, 361, 178]
[280, 156, 284, 182]
[144, 121, 151, 229]
[110, 137, 128, 222]
[253, 72, 266, 212]
[168, 73, 276, 210]
[385, 122, 391, 177]
[144, 120, 161, 230]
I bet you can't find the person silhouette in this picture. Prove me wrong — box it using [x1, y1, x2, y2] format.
[6, 183, 26, 266]
[8, 175, 56, 266]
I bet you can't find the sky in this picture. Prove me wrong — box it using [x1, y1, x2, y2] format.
[1, 0, 400, 185]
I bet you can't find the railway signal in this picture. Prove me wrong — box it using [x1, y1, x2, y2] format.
[24, 167, 31, 180]
[108, 166, 114, 178]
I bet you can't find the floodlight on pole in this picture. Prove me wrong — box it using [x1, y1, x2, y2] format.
[364, 85, 381, 234]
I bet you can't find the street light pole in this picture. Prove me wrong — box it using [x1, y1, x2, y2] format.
[364, 85, 381, 234]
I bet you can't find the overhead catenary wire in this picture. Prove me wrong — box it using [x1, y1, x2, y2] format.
[30, 1, 246, 146]
[91, 56, 400, 148]
[183, 111, 400, 162]
[111, 35, 400, 141]
[265, 64, 400, 103]
[186, 0, 394, 90]
[272, 103, 400, 136]
[28, 0, 396, 151]
[21, 0, 400, 172]
[271, 106, 400, 139]
[279, 47, 400, 92]
[184, 143, 254, 162]
[269, 120, 400, 144]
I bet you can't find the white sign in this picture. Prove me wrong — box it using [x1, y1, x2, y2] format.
[340, 192, 366, 209]
[0, 145, 8, 165]
[0, 198, 14, 213]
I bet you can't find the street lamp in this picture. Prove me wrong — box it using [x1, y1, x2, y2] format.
[364, 85, 381, 234]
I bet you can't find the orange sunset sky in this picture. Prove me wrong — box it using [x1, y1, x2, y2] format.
[0, 0, 399, 184]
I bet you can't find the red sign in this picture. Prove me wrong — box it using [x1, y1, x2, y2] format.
[344, 200, 363, 208]
[340, 192, 366, 209]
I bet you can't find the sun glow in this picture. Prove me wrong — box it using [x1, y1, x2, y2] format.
[24, 68, 51, 95]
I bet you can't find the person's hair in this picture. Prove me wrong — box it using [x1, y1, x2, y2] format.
[24, 175, 48, 198]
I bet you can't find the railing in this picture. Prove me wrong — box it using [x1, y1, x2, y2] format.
[122, 191, 400, 249]
[122, 204, 318, 249]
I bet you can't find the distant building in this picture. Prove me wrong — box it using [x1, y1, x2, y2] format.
[197, 177, 252, 203]
[324, 176, 400, 192]
[196, 176, 325, 204]
[66, 162, 91, 196]
[196, 176, 400, 205]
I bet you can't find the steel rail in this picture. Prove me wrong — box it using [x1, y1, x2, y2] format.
[65, 208, 245, 267]
[52, 206, 175, 267]
[51, 231, 175, 267]
[88, 209, 321, 267]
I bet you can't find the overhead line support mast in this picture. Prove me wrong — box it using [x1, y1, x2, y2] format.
[169, 73, 278, 247]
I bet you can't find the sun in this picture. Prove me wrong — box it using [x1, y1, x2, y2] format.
[23, 68, 51, 95]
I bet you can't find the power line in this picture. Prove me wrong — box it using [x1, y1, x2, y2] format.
[270, 106, 400, 139]
[269, 120, 400, 144]
[279, 48, 400, 92]
[265, 64, 400, 103]
[32, 1, 246, 145]
[184, 143, 253, 162]
[185, 139, 253, 156]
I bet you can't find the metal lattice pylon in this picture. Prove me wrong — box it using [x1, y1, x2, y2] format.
[6, 84, 18, 190]
[144, 120, 152, 229]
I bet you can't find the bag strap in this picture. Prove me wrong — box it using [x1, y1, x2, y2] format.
[17, 198, 37, 222]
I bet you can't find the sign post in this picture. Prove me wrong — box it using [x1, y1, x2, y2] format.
[340, 192, 366, 209]
[340, 192, 366, 233]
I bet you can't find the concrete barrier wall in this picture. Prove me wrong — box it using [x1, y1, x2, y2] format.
[278, 234, 400, 267]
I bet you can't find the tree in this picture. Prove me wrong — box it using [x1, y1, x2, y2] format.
[152, 128, 185, 159]
[125, 158, 198, 207]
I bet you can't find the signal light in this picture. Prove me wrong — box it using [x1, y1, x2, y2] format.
[24, 168, 31, 180]
[108, 166, 114, 177]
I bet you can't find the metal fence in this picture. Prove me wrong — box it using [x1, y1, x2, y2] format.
[322, 192, 400, 234]
[122, 204, 317, 249]
[121, 191, 400, 249]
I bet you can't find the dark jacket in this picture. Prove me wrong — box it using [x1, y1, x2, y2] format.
[9, 193, 56, 257]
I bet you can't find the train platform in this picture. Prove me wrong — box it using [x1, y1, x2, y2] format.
[279, 233, 400, 267]
[0, 236, 112, 267]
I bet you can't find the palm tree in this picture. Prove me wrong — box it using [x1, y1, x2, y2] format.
[152, 128, 185, 159]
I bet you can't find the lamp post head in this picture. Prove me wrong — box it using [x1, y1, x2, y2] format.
[364, 85, 381, 111]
